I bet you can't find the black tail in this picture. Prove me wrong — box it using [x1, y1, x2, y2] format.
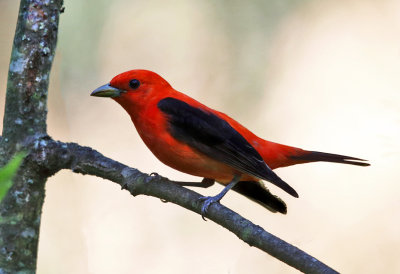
[290, 151, 370, 167]
[232, 181, 287, 214]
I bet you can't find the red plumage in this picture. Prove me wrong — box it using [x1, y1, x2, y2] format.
[91, 69, 369, 214]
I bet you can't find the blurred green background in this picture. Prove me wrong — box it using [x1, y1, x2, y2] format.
[1, 0, 399, 273]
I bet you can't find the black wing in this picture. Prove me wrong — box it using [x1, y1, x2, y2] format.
[157, 97, 298, 197]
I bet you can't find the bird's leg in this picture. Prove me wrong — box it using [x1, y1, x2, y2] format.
[173, 178, 215, 188]
[159, 178, 215, 203]
[149, 173, 214, 188]
[198, 175, 241, 220]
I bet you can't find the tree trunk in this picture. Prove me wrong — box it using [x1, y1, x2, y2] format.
[0, 0, 63, 272]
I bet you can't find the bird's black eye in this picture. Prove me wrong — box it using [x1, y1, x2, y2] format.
[129, 79, 140, 90]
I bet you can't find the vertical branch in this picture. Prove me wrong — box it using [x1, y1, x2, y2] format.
[2, 0, 62, 146]
[0, 0, 63, 272]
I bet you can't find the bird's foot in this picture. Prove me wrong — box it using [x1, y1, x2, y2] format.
[198, 195, 222, 221]
[197, 175, 241, 220]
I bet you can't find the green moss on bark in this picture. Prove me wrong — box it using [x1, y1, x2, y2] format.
[0, 0, 63, 272]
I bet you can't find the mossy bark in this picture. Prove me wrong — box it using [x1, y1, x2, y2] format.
[0, 0, 63, 272]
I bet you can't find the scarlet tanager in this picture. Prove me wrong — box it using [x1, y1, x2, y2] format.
[91, 70, 369, 217]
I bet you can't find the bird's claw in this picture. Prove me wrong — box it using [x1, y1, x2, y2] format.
[198, 196, 221, 221]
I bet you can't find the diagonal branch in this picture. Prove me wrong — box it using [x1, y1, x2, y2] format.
[32, 138, 338, 274]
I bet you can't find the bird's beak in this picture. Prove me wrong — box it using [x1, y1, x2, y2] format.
[91, 83, 126, 98]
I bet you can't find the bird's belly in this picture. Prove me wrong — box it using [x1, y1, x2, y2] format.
[139, 130, 256, 184]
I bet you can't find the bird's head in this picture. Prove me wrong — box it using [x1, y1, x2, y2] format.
[91, 69, 172, 109]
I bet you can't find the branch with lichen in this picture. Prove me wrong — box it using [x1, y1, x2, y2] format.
[0, 0, 338, 273]
[31, 137, 338, 274]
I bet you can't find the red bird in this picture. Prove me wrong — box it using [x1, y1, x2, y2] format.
[91, 70, 369, 217]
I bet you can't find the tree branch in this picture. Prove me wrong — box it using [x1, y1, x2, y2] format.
[31, 138, 338, 274]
